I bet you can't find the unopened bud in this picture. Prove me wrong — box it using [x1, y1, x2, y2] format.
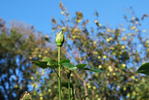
[56, 30, 64, 47]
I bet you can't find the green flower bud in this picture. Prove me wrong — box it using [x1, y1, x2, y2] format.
[56, 30, 64, 47]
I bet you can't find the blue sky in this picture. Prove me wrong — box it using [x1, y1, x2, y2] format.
[0, 0, 149, 34]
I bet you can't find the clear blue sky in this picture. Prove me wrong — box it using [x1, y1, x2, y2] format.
[0, 0, 149, 34]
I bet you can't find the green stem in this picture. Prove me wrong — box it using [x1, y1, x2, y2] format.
[68, 73, 71, 100]
[58, 46, 61, 100]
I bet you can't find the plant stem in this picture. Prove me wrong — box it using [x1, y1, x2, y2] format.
[58, 46, 61, 100]
[68, 72, 71, 100]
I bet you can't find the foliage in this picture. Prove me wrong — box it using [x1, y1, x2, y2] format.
[30, 3, 149, 100]
[0, 19, 53, 100]
[32, 29, 103, 100]
[1, 2, 149, 100]
[137, 63, 149, 75]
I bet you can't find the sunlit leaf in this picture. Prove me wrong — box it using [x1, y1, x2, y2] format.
[62, 62, 77, 70]
[41, 57, 51, 62]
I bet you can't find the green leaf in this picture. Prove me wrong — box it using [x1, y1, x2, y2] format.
[47, 60, 57, 66]
[76, 64, 103, 73]
[62, 62, 77, 70]
[32, 60, 48, 69]
[42, 57, 58, 68]
[137, 63, 149, 75]
[76, 64, 86, 69]
[41, 57, 51, 62]
[83, 67, 103, 73]
[32, 57, 58, 69]
[60, 59, 70, 65]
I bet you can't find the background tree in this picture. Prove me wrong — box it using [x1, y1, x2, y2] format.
[0, 19, 54, 100]
[30, 3, 149, 100]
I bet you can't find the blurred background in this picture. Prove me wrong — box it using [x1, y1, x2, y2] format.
[0, 0, 149, 100]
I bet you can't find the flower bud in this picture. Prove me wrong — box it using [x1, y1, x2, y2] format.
[56, 30, 64, 47]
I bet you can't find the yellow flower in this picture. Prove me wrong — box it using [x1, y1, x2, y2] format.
[48, 89, 51, 93]
[106, 38, 110, 42]
[121, 45, 125, 49]
[103, 55, 107, 59]
[107, 72, 110, 76]
[31, 76, 34, 80]
[93, 51, 98, 55]
[98, 65, 102, 68]
[44, 50, 48, 54]
[97, 98, 101, 100]
[70, 73, 73, 77]
[88, 85, 91, 89]
[87, 83, 91, 89]
[39, 93, 43, 96]
[40, 96, 43, 100]
[98, 56, 101, 59]
[108, 66, 113, 72]
[121, 64, 126, 68]
[132, 91, 136, 96]
[123, 87, 126, 91]
[38, 54, 42, 58]
[112, 72, 116, 76]
[131, 76, 135, 80]
[93, 86, 96, 90]
[93, 41, 97, 45]
[127, 93, 130, 97]
[95, 94, 99, 98]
